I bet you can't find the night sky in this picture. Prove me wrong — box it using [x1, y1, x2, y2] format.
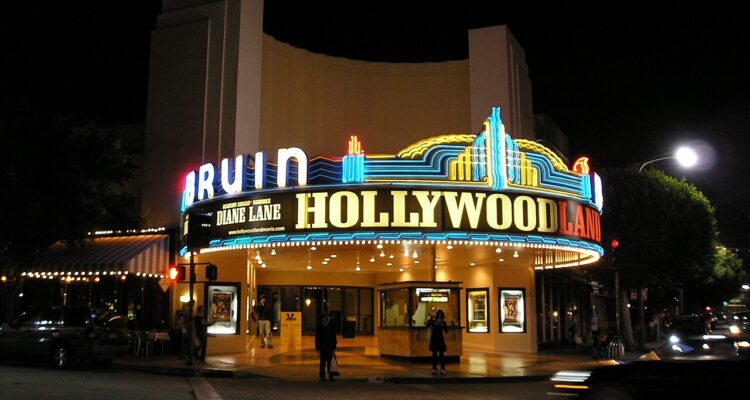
[3, 2, 749, 246]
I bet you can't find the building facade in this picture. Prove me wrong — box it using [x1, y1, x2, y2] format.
[142, 0, 602, 355]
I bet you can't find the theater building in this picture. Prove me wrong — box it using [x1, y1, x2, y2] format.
[139, 1, 603, 355]
[178, 108, 603, 355]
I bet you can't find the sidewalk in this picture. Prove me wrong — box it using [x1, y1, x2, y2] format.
[114, 336, 638, 383]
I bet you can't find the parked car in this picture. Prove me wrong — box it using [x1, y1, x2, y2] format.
[0, 306, 128, 368]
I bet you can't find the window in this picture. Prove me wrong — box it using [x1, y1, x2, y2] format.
[63, 308, 88, 327]
[380, 288, 410, 327]
[466, 288, 490, 333]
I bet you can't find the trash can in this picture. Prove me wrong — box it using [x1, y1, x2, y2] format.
[343, 320, 356, 338]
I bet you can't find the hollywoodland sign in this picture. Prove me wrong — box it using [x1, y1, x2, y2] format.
[182, 108, 604, 254]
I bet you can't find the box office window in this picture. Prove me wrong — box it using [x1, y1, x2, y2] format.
[499, 288, 526, 333]
[466, 288, 490, 333]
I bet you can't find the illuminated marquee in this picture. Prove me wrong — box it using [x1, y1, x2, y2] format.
[181, 107, 604, 263]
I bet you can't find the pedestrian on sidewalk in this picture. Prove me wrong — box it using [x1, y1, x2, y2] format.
[315, 313, 337, 382]
[253, 295, 273, 348]
[427, 308, 448, 375]
[590, 309, 600, 347]
[194, 305, 214, 362]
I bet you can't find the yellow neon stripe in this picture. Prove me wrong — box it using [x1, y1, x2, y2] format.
[397, 134, 476, 159]
[554, 384, 589, 390]
[366, 154, 397, 159]
[516, 139, 570, 173]
[506, 182, 584, 198]
[364, 179, 486, 186]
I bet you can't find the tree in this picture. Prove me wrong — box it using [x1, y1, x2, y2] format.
[600, 167, 717, 350]
[0, 108, 141, 320]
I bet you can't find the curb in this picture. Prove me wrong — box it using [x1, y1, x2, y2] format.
[113, 362, 552, 384]
[113, 363, 262, 379]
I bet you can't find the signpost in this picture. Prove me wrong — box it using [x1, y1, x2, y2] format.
[280, 312, 302, 352]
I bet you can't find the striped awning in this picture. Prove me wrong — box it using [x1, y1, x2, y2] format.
[24, 235, 170, 277]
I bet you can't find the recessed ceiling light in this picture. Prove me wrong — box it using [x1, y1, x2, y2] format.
[386, 262, 392, 266]
[370, 256, 375, 263]
[412, 250, 418, 258]
[499, 258, 504, 262]
[389, 254, 394, 259]
[403, 249, 410, 257]
[399, 268, 404, 272]
[331, 254, 337, 258]
[469, 262, 475, 266]
[376, 243, 383, 249]
[306, 265, 312, 270]
[446, 244, 453, 250]
[513, 251, 519, 258]
[310, 246, 317, 251]
[379, 250, 385, 257]
[495, 248, 502, 253]
[414, 260, 420, 264]
[355, 266, 361, 272]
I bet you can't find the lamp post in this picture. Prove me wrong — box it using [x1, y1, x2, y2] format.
[638, 146, 698, 172]
[628, 146, 698, 349]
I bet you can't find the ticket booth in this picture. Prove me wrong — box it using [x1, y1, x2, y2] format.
[378, 281, 463, 361]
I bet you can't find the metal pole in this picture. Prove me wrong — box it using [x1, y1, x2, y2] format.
[615, 270, 621, 335]
[431, 244, 437, 282]
[186, 252, 195, 366]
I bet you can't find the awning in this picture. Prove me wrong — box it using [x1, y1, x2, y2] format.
[23, 235, 170, 278]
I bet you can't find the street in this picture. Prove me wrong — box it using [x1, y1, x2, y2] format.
[0, 363, 552, 400]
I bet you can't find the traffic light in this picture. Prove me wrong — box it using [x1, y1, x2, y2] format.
[205, 264, 218, 281]
[169, 265, 186, 282]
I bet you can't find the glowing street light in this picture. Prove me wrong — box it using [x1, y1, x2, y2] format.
[638, 146, 699, 172]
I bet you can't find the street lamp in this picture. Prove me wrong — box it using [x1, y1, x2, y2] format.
[638, 146, 698, 172]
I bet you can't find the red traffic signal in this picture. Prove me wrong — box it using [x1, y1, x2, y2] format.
[169, 265, 186, 281]
[611, 239, 619, 249]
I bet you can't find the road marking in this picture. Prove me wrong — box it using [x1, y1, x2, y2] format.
[189, 378, 223, 400]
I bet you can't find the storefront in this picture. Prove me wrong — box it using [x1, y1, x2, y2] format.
[178, 107, 604, 355]
[19, 231, 174, 330]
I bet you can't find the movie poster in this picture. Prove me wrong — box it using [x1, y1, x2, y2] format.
[467, 289, 489, 333]
[206, 284, 240, 334]
[500, 289, 525, 333]
[211, 292, 232, 322]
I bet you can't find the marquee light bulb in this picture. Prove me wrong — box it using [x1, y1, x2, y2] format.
[306, 265, 312, 270]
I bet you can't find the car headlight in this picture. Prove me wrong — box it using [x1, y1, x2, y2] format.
[669, 335, 680, 343]
[730, 325, 741, 334]
[735, 341, 750, 348]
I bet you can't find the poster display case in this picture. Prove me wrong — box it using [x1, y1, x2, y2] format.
[466, 288, 489, 333]
[499, 288, 526, 333]
[205, 282, 241, 335]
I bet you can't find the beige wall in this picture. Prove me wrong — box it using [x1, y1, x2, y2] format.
[258, 37, 471, 156]
[143, 0, 535, 228]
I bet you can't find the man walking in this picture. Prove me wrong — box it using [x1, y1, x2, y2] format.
[315, 314, 337, 381]
[254, 295, 273, 348]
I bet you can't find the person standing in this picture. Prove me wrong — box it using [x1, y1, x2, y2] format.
[590, 309, 600, 347]
[254, 295, 273, 348]
[315, 314, 337, 381]
[427, 309, 448, 375]
[194, 305, 213, 362]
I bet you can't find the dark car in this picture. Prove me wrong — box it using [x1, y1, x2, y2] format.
[549, 359, 750, 399]
[729, 311, 750, 335]
[665, 315, 708, 339]
[0, 306, 129, 368]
